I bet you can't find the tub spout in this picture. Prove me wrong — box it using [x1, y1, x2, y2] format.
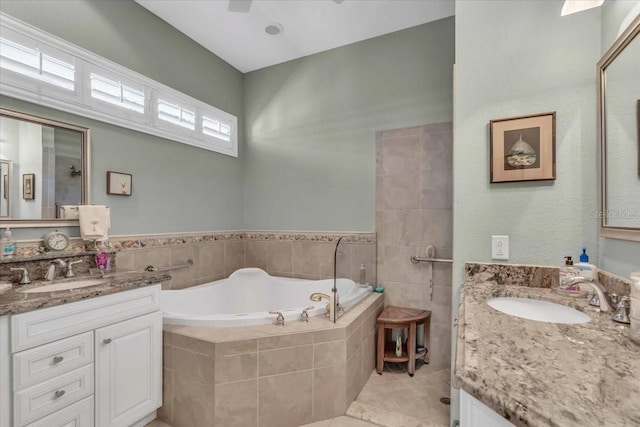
[310, 293, 331, 302]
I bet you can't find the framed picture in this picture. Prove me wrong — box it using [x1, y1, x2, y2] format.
[22, 173, 35, 199]
[490, 112, 556, 183]
[107, 171, 132, 196]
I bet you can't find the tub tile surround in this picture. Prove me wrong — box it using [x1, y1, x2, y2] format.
[376, 123, 453, 370]
[457, 262, 638, 426]
[160, 293, 384, 427]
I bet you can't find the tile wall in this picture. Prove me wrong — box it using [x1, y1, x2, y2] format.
[376, 122, 453, 369]
[159, 293, 384, 427]
[113, 232, 376, 290]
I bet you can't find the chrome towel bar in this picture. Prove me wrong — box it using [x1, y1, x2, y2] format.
[410, 256, 452, 264]
[145, 259, 193, 272]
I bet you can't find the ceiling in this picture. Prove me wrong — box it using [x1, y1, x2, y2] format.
[135, 0, 455, 73]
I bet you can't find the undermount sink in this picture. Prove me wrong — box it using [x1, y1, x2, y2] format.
[487, 297, 591, 324]
[17, 279, 110, 294]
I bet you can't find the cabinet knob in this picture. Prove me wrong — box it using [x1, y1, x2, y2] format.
[54, 390, 65, 399]
[52, 356, 64, 364]
[103, 338, 112, 344]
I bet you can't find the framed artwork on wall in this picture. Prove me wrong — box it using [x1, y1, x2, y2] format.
[489, 112, 556, 183]
[22, 173, 35, 200]
[107, 171, 132, 196]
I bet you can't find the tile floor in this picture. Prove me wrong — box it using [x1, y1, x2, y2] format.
[146, 360, 451, 427]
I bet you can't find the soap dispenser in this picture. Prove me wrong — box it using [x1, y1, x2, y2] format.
[575, 247, 597, 280]
[559, 256, 578, 289]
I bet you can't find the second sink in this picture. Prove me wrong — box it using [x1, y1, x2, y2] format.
[17, 279, 110, 294]
[487, 297, 591, 324]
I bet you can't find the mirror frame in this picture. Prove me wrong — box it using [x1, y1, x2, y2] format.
[0, 108, 91, 228]
[597, 14, 640, 242]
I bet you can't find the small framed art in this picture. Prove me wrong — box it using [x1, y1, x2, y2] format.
[490, 112, 556, 183]
[23, 173, 35, 199]
[107, 171, 132, 196]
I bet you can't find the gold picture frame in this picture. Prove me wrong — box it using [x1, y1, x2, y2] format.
[490, 112, 556, 183]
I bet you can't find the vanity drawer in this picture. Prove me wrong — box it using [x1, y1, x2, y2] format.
[14, 364, 94, 427]
[13, 332, 93, 390]
[11, 285, 160, 352]
[25, 396, 93, 427]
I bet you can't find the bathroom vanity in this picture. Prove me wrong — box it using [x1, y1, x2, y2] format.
[0, 270, 169, 427]
[454, 272, 639, 427]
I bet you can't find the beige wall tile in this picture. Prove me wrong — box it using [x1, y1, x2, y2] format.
[313, 328, 346, 344]
[421, 168, 453, 209]
[163, 344, 173, 369]
[428, 323, 452, 370]
[259, 332, 313, 350]
[258, 371, 313, 427]
[361, 333, 377, 381]
[380, 246, 431, 285]
[171, 244, 199, 287]
[172, 374, 215, 427]
[245, 240, 267, 270]
[381, 210, 423, 247]
[157, 368, 173, 423]
[173, 347, 215, 382]
[292, 242, 320, 277]
[133, 247, 171, 272]
[433, 264, 452, 286]
[267, 241, 292, 275]
[313, 365, 347, 421]
[215, 339, 257, 356]
[420, 209, 453, 249]
[382, 135, 420, 175]
[115, 250, 134, 271]
[215, 353, 257, 384]
[382, 126, 421, 139]
[224, 240, 245, 276]
[382, 281, 428, 310]
[431, 285, 452, 325]
[215, 379, 258, 427]
[347, 323, 363, 360]
[314, 340, 346, 368]
[320, 243, 350, 279]
[376, 132, 383, 177]
[258, 345, 313, 376]
[346, 348, 363, 405]
[350, 244, 376, 285]
[199, 241, 224, 279]
[380, 173, 420, 210]
[173, 334, 215, 356]
[420, 129, 453, 171]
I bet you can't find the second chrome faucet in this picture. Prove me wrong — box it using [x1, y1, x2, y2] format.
[45, 259, 84, 280]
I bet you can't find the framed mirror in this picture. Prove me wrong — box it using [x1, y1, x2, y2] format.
[0, 108, 90, 227]
[598, 14, 640, 242]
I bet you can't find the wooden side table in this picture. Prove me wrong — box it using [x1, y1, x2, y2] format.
[376, 306, 431, 377]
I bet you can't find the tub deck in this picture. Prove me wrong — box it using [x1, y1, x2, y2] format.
[159, 292, 384, 427]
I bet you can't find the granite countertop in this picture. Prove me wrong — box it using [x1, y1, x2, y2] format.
[0, 271, 171, 316]
[454, 282, 640, 427]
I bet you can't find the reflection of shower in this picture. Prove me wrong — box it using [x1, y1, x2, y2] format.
[70, 165, 81, 177]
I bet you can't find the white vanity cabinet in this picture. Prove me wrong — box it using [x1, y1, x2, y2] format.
[0, 285, 162, 427]
[460, 390, 516, 427]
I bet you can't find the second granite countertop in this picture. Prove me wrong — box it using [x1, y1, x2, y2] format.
[0, 271, 171, 316]
[454, 282, 640, 427]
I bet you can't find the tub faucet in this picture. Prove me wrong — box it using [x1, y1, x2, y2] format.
[310, 293, 331, 302]
[268, 310, 285, 326]
[561, 276, 613, 313]
[45, 259, 67, 281]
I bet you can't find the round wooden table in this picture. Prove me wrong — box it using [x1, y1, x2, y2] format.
[376, 306, 431, 377]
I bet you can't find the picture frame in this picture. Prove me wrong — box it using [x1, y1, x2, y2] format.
[22, 173, 35, 200]
[489, 112, 556, 183]
[107, 171, 132, 196]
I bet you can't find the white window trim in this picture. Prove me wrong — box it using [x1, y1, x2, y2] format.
[0, 12, 238, 157]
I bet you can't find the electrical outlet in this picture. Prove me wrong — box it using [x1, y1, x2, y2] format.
[491, 235, 509, 260]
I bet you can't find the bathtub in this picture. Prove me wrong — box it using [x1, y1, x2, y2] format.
[161, 268, 372, 327]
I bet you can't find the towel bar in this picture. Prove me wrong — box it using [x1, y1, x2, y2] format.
[145, 259, 193, 272]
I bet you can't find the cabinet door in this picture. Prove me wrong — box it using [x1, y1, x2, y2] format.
[95, 311, 161, 427]
[460, 390, 515, 427]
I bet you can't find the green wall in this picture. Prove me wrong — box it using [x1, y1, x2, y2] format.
[598, 0, 640, 278]
[0, 0, 245, 238]
[243, 18, 454, 231]
[452, 0, 601, 415]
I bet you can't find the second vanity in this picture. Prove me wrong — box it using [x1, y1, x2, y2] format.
[0, 261, 171, 427]
[454, 264, 640, 427]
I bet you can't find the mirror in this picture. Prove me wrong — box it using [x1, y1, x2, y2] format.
[0, 108, 90, 227]
[598, 14, 640, 241]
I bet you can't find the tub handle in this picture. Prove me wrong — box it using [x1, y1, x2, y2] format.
[268, 310, 285, 326]
[300, 306, 315, 322]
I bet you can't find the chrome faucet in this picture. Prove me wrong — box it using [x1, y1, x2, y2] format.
[45, 259, 67, 281]
[66, 259, 84, 278]
[561, 277, 613, 313]
[310, 292, 331, 302]
[10, 267, 31, 285]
